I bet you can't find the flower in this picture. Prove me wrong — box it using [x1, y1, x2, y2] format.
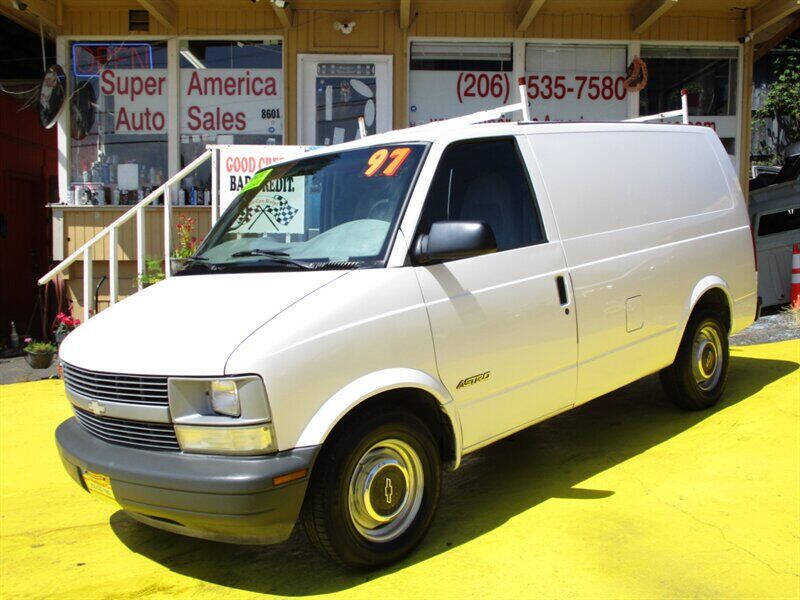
[53, 309, 81, 335]
[172, 216, 201, 260]
[24, 337, 32, 344]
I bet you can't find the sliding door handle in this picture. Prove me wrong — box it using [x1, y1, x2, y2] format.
[555, 275, 569, 306]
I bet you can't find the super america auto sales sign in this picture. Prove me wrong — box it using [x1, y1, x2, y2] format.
[99, 68, 283, 136]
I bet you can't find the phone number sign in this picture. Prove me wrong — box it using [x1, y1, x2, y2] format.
[409, 70, 518, 126]
[408, 69, 628, 125]
[523, 72, 629, 122]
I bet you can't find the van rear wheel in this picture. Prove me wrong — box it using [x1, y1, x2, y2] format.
[301, 410, 441, 570]
[660, 309, 729, 410]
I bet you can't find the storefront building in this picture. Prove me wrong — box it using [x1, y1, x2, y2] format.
[7, 0, 798, 314]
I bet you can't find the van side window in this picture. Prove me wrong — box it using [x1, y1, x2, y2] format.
[757, 208, 800, 236]
[417, 138, 544, 252]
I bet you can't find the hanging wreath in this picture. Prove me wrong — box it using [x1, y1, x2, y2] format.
[624, 56, 648, 92]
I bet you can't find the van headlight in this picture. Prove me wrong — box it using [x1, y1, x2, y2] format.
[168, 375, 276, 455]
[175, 423, 277, 455]
[210, 379, 240, 417]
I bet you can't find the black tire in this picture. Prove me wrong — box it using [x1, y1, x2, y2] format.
[660, 309, 730, 410]
[301, 410, 442, 570]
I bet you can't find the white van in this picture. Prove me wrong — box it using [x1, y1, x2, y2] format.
[56, 120, 758, 569]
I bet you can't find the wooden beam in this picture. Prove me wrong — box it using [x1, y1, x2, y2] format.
[738, 38, 754, 203]
[516, 0, 547, 32]
[1, 0, 58, 32]
[751, 0, 800, 37]
[272, 2, 294, 29]
[137, 0, 177, 33]
[632, 0, 678, 35]
[399, 0, 411, 29]
[755, 16, 800, 60]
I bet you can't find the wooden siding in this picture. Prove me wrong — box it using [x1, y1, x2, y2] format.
[63, 5, 174, 36]
[62, 206, 211, 261]
[61, 206, 211, 313]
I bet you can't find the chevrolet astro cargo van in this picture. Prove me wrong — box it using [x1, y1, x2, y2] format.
[56, 121, 758, 569]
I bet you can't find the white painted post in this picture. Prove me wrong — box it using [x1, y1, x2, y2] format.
[681, 88, 689, 124]
[211, 147, 219, 225]
[136, 206, 145, 291]
[517, 76, 530, 122]
[82, 248, 93, 322]
[164, 186, 172, 277]
[108, 227, 118, 305]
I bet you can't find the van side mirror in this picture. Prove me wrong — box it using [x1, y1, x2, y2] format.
[413, 221, 497, 265]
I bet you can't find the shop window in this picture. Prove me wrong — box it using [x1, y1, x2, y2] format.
[408, 42, 513, 126]
[69, 41, 168, 205]
[524, 44, 628, 122]
[179, 40, 283, 203]
[640, 46, 738, 156]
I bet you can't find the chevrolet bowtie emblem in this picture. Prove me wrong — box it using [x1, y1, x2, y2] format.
[88, 400, 106, 416]
[384, 477, 393, 505]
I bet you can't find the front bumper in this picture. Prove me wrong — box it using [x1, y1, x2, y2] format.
[56, 418, 319, 545]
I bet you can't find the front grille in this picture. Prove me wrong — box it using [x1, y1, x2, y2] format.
[73, 406, 180, 451]
[63, 363, 169, 406]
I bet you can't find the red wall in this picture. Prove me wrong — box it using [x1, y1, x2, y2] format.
[0, 91, 58, 344]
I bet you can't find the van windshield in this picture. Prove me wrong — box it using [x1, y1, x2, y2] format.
[187, 143, 427, 273]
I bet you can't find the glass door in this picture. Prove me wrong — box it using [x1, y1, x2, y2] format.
[297, 54, 392, 146]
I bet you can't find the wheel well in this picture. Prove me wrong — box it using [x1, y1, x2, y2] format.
[692, 287, 731, 332]
[323, 388, 457, 468]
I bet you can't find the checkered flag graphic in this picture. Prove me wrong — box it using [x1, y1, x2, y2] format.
[265, 195, 299, 227]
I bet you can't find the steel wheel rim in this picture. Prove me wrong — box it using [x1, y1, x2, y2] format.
[347, 438, 424, 543]
[692, 324, 723, 391]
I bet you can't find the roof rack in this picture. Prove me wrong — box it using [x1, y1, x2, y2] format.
[625, 89, 689, 124]
[357, 80, 688, 141]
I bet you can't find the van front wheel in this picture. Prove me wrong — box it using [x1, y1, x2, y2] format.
[301, 410, 441, 570]
[660, 310, 729, 410]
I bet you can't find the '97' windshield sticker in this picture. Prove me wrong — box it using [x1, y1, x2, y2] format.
[364, 147, 412, 177]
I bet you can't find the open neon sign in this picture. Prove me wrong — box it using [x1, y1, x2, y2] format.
[71, 43, 154, 78]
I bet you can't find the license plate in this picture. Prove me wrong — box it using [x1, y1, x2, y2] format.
[81, 470, 117, 504]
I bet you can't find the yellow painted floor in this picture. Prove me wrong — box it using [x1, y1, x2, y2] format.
[1, 341, 799, 599]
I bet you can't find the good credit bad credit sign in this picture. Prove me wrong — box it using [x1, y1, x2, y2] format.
[219, 145, 306, 217]
[100, 68, 283, 136]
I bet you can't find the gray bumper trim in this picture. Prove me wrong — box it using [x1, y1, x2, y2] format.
[56, 418, 319, 544]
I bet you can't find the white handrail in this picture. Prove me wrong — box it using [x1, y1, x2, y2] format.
[39, 149, 213, 320]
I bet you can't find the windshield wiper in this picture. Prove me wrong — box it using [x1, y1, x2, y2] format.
[231, 249, 290, 258]
[229, 249, 313, 270]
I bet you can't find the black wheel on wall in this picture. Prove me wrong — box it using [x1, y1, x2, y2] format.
[660, 309, 730, 410]
[301, 409, 442, 570]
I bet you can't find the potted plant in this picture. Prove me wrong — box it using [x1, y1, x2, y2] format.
[53, 311, 81, 345]
[137, 257, 166, 288]
[23, 338, 58, 369]
[170, 216, 199, 273]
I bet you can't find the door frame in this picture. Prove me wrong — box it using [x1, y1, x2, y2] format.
[296, 53, 393, 145]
